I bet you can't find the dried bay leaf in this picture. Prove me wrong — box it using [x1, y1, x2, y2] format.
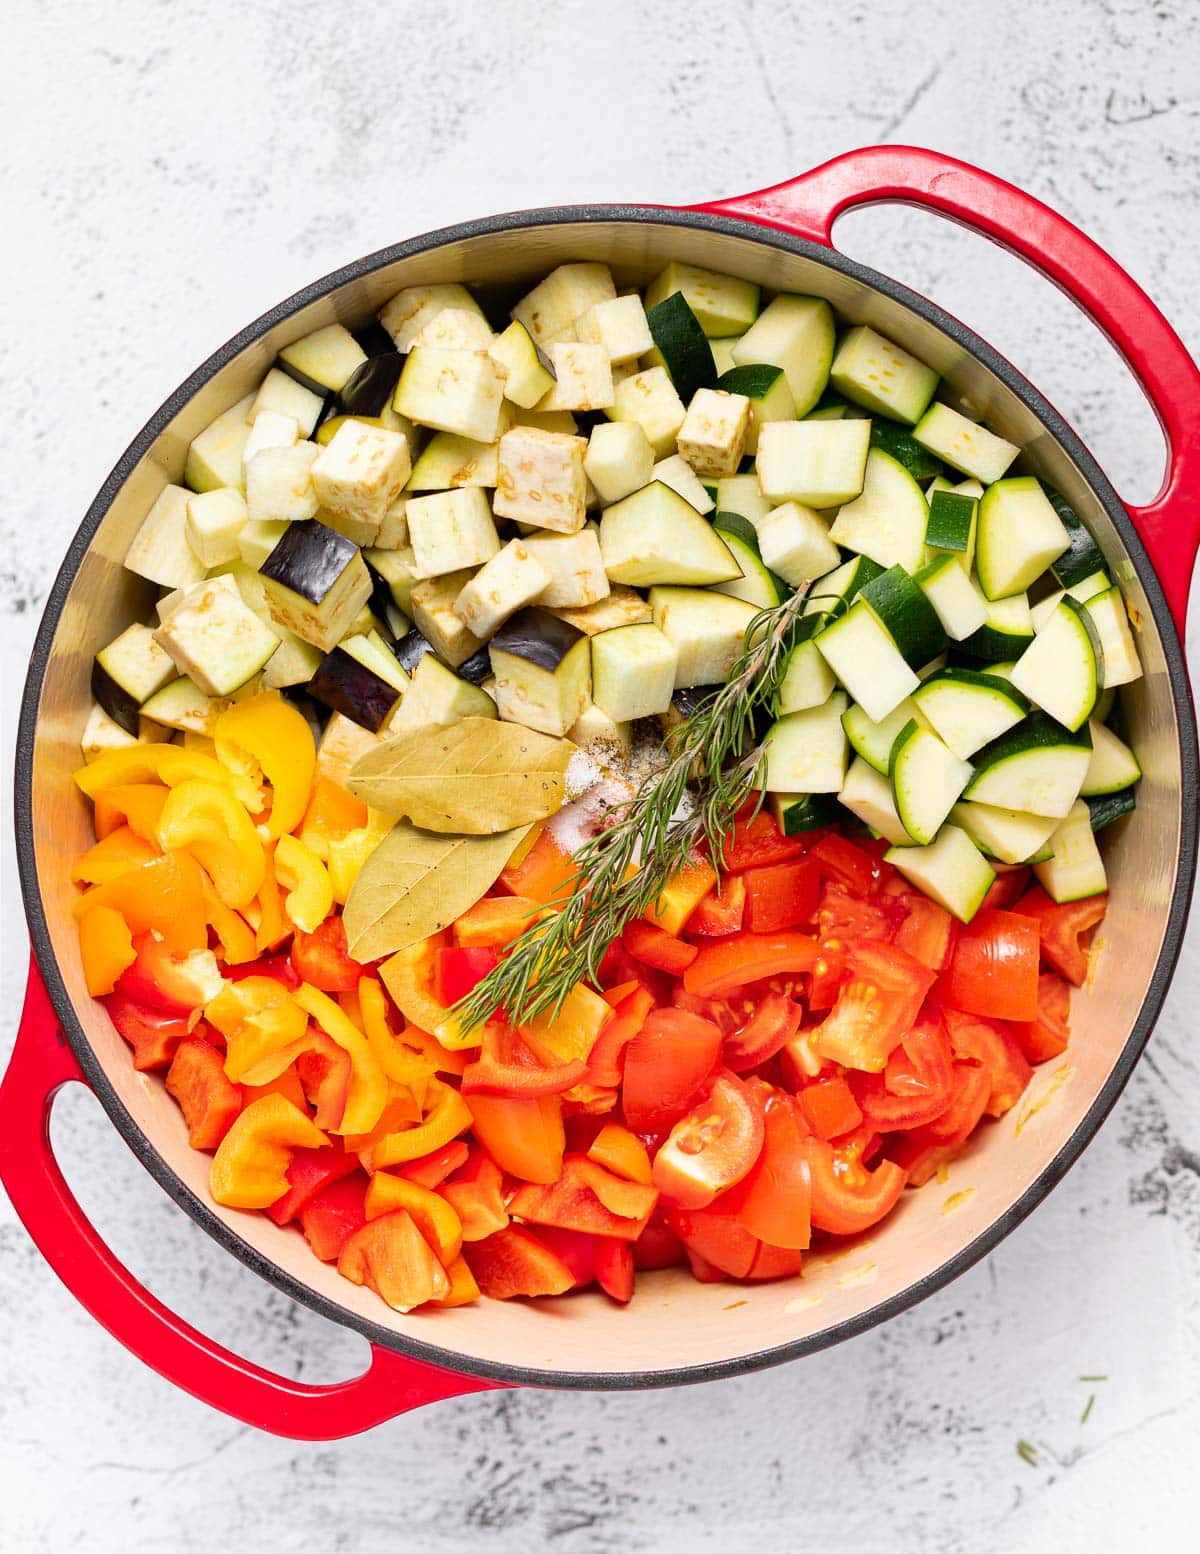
[347, 716, 572, 835]
[343, 818, 532, 962]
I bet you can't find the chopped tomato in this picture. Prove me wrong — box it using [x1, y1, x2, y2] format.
[944, 908, 1040, 1022]
[743, 858, 821, 934]
[853, 1016, 955, 1132]
[723, 1090, 812, 1249]
[622, 918, 698, 974]
[665, 1203, 758, 1279]
[593, 1237, 635, 1302]
[621, 1008, 723, 1133]
[943, 1010, 1033, 1118]
[683, 932, 820, 998]
[290, 917, 360, 992]
[652, 1074, 765, 1209]
[816, 885, 894, 944]
[811, 833, 879, 896]
[746, 1242, 806, 1280]
[718, 809, 808, 872]
[811, 941, 935, 1072]
[436, 946, 499, 1006]
[893, 895, 955, 972]
[804, 1135, 907, 1236]
[632, 1215, 686, 1270]
[980, 866, 1031, 912]
[796, 1076, 863, 1140]
[1014, 886, 1107, 986]
[723, 993, 803, 1072]
[1009, 973, 1072, 1064]
[910, 1060, 991, 1146]
[686, 875, 746, 937]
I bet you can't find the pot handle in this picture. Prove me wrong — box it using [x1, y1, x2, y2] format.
[697, 145, 1200, 636]
[0, 957, 502, 1440]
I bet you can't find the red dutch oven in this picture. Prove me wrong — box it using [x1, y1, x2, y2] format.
[5, 147, 1198, 1440]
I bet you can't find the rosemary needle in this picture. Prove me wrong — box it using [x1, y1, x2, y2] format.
[452, 584, 813, 1029]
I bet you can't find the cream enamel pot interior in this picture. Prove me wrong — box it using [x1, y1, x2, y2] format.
[6, 147, 1198, 1440]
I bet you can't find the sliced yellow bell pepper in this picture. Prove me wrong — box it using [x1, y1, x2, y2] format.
[210, 1093, 328, 1209]
[327, 809, 395, 904]
[157, 779, 266, 911]
[274, 835, 333, 934]
[214, 693, 317, 840]
[379, 933, 484, 1052]
[299, 774, 369, 862]
[93, 784, 169, 843]
[293, 982, 388, 1136]
[78, 904, 137, 995]
[254, 849, 292, 953]
[75, 745, 259, 810]
[358, 977, 436, 1109]
[208, 976, 310, 1086]
[71, 825, 159, 886]
[521, 981, 611, 1065]
[201, 879, 259, 966]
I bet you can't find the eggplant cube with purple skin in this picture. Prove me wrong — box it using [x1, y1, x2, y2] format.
[676, 387, 752, 478]
[153, 573, 279, 697]
[245, 443, 321, 524]
[311, 420, 411, 541]
[454, 540, 552, 638]
[406, 487, 501, 579]
[494, 427, 588, 533]
[394, 347, 505, 443]
[488, 607, 592, 738]
[258, 518, 373, 652]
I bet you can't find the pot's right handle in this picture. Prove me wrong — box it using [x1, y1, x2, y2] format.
[0, 958, 502, 1440]
[698, 145, 1200, 638]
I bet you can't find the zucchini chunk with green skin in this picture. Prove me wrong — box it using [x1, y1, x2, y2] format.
[600, 483, 740, 587]
[646, 292, 718, 404]
[652, 454, 716, 514]
[830, 325, 939, 425]
[510, 263, 616, 349]
[279, 324, 368, 395]
[126, 486, 207, 591]
[1009, 596, 1100, 731]
[912, 668, 1028, 760]
[957, 591, 1035, 662]
[828, 449, 930, 574]
[950, 800, 1059, 866]
[775, 615, 838, 712]
[394, 348, 505, 444]
[914, 556, 988, 640]
[153, 574, 279, 697]
[912, 403, 1019, 484]
[711, 514, 788, 609]
[495, 426, 589, 534]
[731, 294, 835, 414]
[259, 519, 373, 653]
[1030, 569, 1111, 631]
[859, 564, 947, 670]
[185, 394, 255, 494]
[1045, 488, 1108, 588]
[716, 364, 796, 454]
[975, 477, 1071, 600]
[606, 366, 686, 457]
[758, 419, 872, 508]
[885, 823, 996, 924]
[802, 554, 885, 619]
[676, 387, 751, 478]
[770, 791, 842, 835]
[870, 421, 945, 482]
[815, 601, 920, 724]
[92, 624, 178, 734]
[380, 283, 487, 352]
[649, 587, 757, 689]
[454, 540, 552, 638]
[752, 502, 840, 587]
[590, 623, 677, 722]
[1034, 799, 1107, 902]
[1082, 719, 1142, 795]
[584, 422, 654, 505]
[309, 646, 404, 733]
[715, 472, 771, 525]
[963, 714, 1093, 819]
[889, 720, 974, 845]
[762, 693, 850, 795]
[489, 320, 556, 410]
[1086, 787, 1136, 833]
[924, 489, 976, 558]
[842, 697, 927, 775]
[1084, 584, 1143, 688]
[839, 756, 914, 846]
[488, 607, 591, 737]
[385, 653, 496, 733]
[645, 261, 760, 337]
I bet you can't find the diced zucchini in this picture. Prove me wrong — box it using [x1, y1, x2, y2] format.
[185, 487, 247, 568]
[488, 607, 591, 736]
[386, 653, 496, 733]
[279, 325, 368, 394]
[958, 591, 1035, 662]
[842, 696, 926, 775]
[829, 448, 930, 573]
[585, 422, 654, 505]
[885, 824, 996, 924]
[963, 714, 1092, 819]
[607, 366, 687, 457]
[600, 482, 740, 587]
[859, 564, 947, 670]
[1009, 596, 1099, 731]
[763, 693, 850, 794]
[92, 624, 178, 734]
[1045, 488, 1108, 588]
[925, 488, 977, 565]
[802, 554, 884, 618]
[752, 502, 839, 587]
[770, 792, 842, 835]
[125, 486, 207, 590]
[1086, 788, 1136, 833]
[839, 756, 913, 846]
[815, 601, 919, 723]
[912, 668, 1028, 760]
[914, 555, 988, 640]
[454, 540, 552, 637]
[716, 364, 795, 454]
[715, 473, 771, 524]
[1082, 720, 1141, 795]
[758, 419, 871, 508]
[951, 800, 1059, 866]
[676, 387, 751, 478]
[889, 720, 973, 844]
[912, 403, 1019, 484]
[1033, 800, 1107, 902]
[830, 325, 939, 425]
[591, 623, 677, 722]
[645, 261, 760, 337]
[649, 586, 757, 689]
[646, 292, 718, 404]
[407, 487, 501, 579]
[776, 615, 838, 712]
[1084, 585, 1143, 688]
[152, 573, 279, 696]
[709, 338, 741, 375]
[184, 394, 255, 493]
[730, 295, 834, 414]
[652, 454, 716, 514]
[975, 477, 1070, 599]
[394, 348, 505, 443]
[709, 514, 786, 609]
[510, 263, 616, 348]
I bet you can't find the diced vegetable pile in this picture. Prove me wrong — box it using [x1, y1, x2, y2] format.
[71, 255, 1139, 1313]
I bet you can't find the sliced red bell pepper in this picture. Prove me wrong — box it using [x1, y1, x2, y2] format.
[508, 1155, 658, 1240]
[463, 1225, 576, 1299]
[980, 866, 1032, 913]
[442, 1148, 509, 1241]
[290, 916, 361, 993]
[224, 953, 301, 988]
[116, 932, 219, 1015]
[685, 874, 746, 937]
[796, 1076, 863, 1141]
[717, 809, 808, 872]
[461, 1025, 586, 1098]
[103, 993, 191, 1072]
[532, 1225, 596, 1288]
[399, 1140, 471, 1189]
[632, 1214, 686, 1270]
[295, 1028, 353, 1131]
[453, 894, 544, 949]
[944, 908, 1041, 1022]
[622, 918, 698, 974]
[1013, 886, 1107, 987]
[266, 1146, 361, 1226]
[683, 932, 820, 999]
[586, 984, 655, 1088]
[742, 858, 821, 934]
[436, 945, 500, 1006]
[299, 1172, 369, 1261]
[586, 1123, 652, 1184]
[165, 1037, 243, 1150]
[621, 1008, 723, 1133]
[593, 1236, 635, 1302]
[1008, 972, 1072, 1065]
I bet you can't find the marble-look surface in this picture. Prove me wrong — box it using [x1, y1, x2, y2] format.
[2, 2, 1197, 1549]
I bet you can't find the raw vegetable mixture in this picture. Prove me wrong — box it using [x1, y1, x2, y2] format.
[69, 256, 1139, 1313]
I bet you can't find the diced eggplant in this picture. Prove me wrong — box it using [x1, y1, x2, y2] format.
[354, 322, 398, 359]
[456, 645, 493, 685]
[278, 325, 368, 396]
[331, 353, 406, 419]
[308, 646, 403, 733]
[91, 623, 177, 734]
[488, 607, 591, 737]
[364, 552, 399, 625]
[490, 607, 585, 672]
[394, 628, 439, 676]
[258, 518, 373, 651]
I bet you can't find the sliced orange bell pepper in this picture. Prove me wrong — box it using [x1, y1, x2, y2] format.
[293, 982, 388, 1136]
[207, 977, 310, 1085]
[78, 905, 137, 996]
[93, 783, 169, 843]
[398, 1023, 469, 1077]
[202, 880, 258, 966]
[71, 852, 209, 955]
[432, 1254, 481, 1307]
[587, 1123, 653, 1185]
[585, 984, 654, 1088]
[358, 1078, 473, 1172]
[398, 1140, 470, 1189]
[380, 933, 484, 1052]
[647, 857, 718, 935]
[507, 1156, 658, 1240]
[337, 1209, 450, 1311]
[521, 981, 612, 1066]
[465, 1092, 564, 1184]
[214, 693, 317, 840]
[255, 849, 292, 954]
[358, 977, 436, 1105]
[209, 1092, 328, 1209]
[241, 1065, 310, 1113]
[165, 1037, 243, 1150]
[157, 779, 265, 911]
[75, 745, 258, 809]
[274, 835, 333, 934]
[364, 1172, 463, 1264]
[463, 1225, 575, 1299]
[441, 1149, 509, 1241]
[71, 825, 158, 886]
[453, 895, 546, 949]
[298, 774, 369, 859]
[497, 827, 578, 906]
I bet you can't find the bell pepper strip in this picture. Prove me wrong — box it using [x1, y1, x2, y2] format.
[199, 880, 259, 966]
[796, 1076, 864, 1141]
[251, 848, 291, 953]
[723, 993, 803, 1073]
[209, 1092, 328, 1209]
[1008, 973, 1072, 1065]
[718, 810, 807, 872]
[72, 852, 209, 955]
[364, 1173, 464, 1265]
[300, 1173, 369, 1261]
[533, 1226, 597, 1288]
[944, 908, 1041, 1022]
[103, 993, 191, 1071]
[746, 1242, 806, 1280]
[359, 1078, 474, 1172]
[379, 934, 459, 1039]
[742, 858, 821, 934]
[647, 858, 719, 934]
[508, 1156, 658, 1240]
[436, 946, 499, 1006]
[587, 1124, 653, 1184]
[214, 693, 316, 840]
[601, 979, 642, 1008]
[520, 981, 613, 1066]
[432, 1255, 482, 1307]
[265, 1146, 361, 1226]
[398, 1023, 469, 1078]
[93, 782, 169, 843]
[293, 982, 388, 1136]
[298, 774, 369, 859]
[804, 1135, 908, 1235]
[165, 1037, 243, 1150]
[461, 1025, 587, 1099]
[442, 1149, 509, 1241]
[464, 1091, 564, 1184]
[652, 1075, 764, 1210]
[622, 918, 698, 975]
[74, 744, 259, 809]
[497, 827, 579, 906]
[893, 895, 955, 972]
[683, 932, 820, 999]
[117, 933, 223, 1014]
[155, 779, 266, 911]
[78, 906, 137, 996]
[356, 977, 436, 1104]
[464, 1225, 576, 1299]
[685, 874, 746, 937]
[398, 1140, 470, 1189]
[622, 1008, 724, 1134]
[1013, 886, 1107, 986]
[665, 1204, 758, 1279]
[290, 916, 360, 992]
[274, 835, 333, 935]
[593, 1237, 635, 1302]
[812, 941, 936, 1073]
[241, 1065, 311, 1113]
[295, 1030, 354, 1130]
[71, 825, 159, 886]
[326, 809, 396, 905]
[943, 1010, 1033, 1118]
[454, 895, 546, 949]
[207, 977, 310, 1085]
[723, 1091, 812, 1250]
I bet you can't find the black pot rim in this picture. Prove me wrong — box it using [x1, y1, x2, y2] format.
[14, 202, 1198, 1395]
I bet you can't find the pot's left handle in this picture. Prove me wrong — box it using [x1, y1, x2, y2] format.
[0, 957, 502, 1440]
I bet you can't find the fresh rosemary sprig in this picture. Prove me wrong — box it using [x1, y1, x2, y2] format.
[452, 583, 813, 1030]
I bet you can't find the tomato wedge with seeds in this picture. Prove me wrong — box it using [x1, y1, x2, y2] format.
[811, 940, 935, 1073]
[723, 1090, 812, 1249]
[652, 1074, 765, 1210]
[804, 1134, 908, 1236]
[1014, 886, 1108, 987]
[944, 908, 1040, 1022]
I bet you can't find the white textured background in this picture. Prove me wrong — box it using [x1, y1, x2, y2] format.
[2, 2, 1198, 1549]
